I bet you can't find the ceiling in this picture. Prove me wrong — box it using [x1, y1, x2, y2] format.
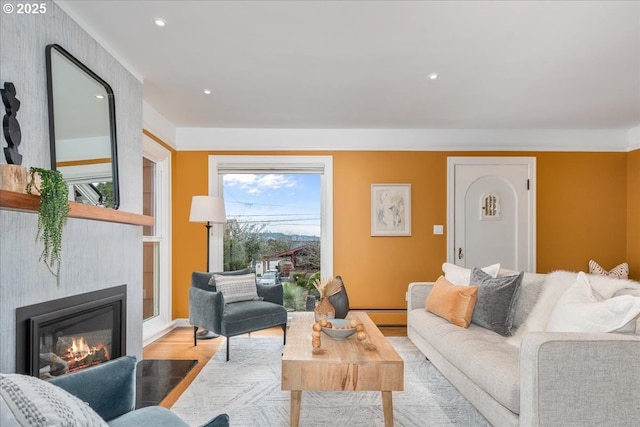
[58, 1, 640, 130]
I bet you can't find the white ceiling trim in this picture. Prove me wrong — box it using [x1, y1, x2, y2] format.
[176, 128, 632, 152]
[142, 102, 177, 150]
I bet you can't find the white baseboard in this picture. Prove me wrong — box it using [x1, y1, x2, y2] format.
[174, 318, 192, 328]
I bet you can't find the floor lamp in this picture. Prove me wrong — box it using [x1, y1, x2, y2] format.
[189, 195, 226, 339]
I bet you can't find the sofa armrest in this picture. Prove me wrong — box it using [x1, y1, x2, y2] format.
[189, 286, 225, 333]
[48, 355, 137, 421]
[519, 332, 640, 426]
[407, 282, 434, 311]
[257, 283, 283, 305]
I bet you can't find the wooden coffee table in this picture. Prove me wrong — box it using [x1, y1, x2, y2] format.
[282, 311, 404, 426]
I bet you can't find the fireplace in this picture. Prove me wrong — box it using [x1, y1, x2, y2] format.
[16, 285, 126, 378]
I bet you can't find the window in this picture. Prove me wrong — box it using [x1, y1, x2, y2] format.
[142, 134, 172, 343]
[208, 156, 333, 276]
[142, 157, 158, 320]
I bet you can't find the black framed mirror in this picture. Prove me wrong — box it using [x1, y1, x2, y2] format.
[46, 44, 119, 209]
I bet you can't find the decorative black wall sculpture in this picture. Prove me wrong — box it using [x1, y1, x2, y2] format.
[1, 82, 22, 165]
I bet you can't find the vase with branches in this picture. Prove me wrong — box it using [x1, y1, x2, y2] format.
[26, 167, 70, 283]
[311, 276, 343, 320]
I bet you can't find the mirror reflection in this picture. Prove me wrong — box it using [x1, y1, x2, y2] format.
[46, 44, 119, 209]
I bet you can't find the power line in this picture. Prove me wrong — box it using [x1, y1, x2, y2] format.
[223, 190, 318, 211]
[230, 218, 320, 224]
[232, 213, 318, 217]
[227, 200, 319, 211]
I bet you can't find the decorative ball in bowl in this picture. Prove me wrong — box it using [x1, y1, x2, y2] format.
[321, 318, 355, 340]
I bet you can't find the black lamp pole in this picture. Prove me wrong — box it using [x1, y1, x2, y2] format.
[205, 221, 212, 271]
[198, 221, 218, 340]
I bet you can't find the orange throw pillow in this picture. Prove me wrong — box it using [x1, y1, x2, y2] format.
[425, 276, 478, 327]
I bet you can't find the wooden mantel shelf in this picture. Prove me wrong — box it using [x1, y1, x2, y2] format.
[0, 190, 154, 227]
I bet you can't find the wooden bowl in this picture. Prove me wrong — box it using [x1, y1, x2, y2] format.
[321, 318, 355, 340]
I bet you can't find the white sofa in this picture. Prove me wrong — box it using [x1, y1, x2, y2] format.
[406, 269, 640, 426]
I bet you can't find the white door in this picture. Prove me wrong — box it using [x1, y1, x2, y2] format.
[447, 157, 536, 272]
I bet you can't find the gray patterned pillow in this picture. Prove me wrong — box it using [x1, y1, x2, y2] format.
[206, 268, 252, 290]
[0, 373, 108, 426]
[470, 267, 524, 336]
[213, 273, 261, 303]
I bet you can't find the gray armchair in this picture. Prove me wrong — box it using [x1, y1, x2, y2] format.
[189, 270, 288, 361]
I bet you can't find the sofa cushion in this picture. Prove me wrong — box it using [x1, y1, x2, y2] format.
[48, 355, 136, 421]
[442, 262, 500, 285]
[546, 272, 640, 333]
[425, 276, 478, 327]
[221, 300, 287, 336]
[213, 273, 261, 303]
[0, 373, 108, 427]
[508, 271, 640, 347]
[408, 309, 521, 414]
[507, 272, 546, 329]
[470, 268, 523, 336]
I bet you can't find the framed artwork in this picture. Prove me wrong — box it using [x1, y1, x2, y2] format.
[371, 184, 411, 236]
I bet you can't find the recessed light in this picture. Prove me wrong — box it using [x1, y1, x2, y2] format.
[203, 89, 212, 95]
[428, 73, 439, 80]
[154, 18, 166, 27]
[95, 94, 105, 99]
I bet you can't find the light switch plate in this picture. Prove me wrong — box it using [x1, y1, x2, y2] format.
[433, 225, 444, 235]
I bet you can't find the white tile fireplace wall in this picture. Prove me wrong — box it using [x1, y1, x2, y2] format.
[0, 1, 144, 372]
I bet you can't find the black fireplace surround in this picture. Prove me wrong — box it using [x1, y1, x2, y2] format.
[16, 285, 126, 378]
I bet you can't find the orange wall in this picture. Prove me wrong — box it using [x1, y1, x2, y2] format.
[171, 150, 631, 319]
[536, 152, 628, 274]
[628, 149, 640, 279]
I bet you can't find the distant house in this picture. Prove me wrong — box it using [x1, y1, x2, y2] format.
[262, 243, 320, 275]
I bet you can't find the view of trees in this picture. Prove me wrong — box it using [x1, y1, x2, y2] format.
[222, 172, 321, 277]
[223, 219, 320, 273]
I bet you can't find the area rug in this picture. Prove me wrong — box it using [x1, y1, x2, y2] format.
[136, 359, 198, 408]
[171, 337, 490, 426]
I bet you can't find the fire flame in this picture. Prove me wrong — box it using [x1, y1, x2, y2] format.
[66, 337, 109, 361]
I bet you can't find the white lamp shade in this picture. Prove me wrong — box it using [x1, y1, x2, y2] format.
[189, 196, 226, 223]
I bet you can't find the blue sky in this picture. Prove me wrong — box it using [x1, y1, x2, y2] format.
[222, 173, 320, 237]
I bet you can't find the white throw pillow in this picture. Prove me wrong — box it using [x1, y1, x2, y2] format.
[546, 272, 640, 333]
[442, 262, 500, 285]
[588, 260, 629, 280]
[0, 373, 108, 427]
[213, 273, 261, 303]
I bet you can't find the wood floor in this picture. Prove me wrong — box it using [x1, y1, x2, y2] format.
[143, 325, 407, 409]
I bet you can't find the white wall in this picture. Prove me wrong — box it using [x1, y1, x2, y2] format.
[0, 0, 144, 372]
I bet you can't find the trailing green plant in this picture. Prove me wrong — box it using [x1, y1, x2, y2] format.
[26, 167, 70, 283]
